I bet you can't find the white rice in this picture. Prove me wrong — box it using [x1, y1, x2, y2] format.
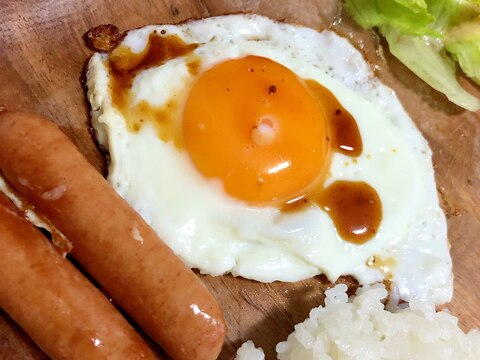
[236, 284, 480, 359]
[235, 340, 265, 360]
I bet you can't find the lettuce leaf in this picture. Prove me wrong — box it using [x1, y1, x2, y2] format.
[344, 0, 480, 111]
[344, 0, 438, 36]
[445, 20, 480, 84]
[382, 26, 480, 111]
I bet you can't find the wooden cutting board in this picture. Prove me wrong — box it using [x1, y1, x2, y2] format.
[0, 0, 479, 359]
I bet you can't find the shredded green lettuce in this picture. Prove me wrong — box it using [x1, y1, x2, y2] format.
[445, 21, 480, 84]
[344, 0, 480, 111]
[344, 0, 438, 35]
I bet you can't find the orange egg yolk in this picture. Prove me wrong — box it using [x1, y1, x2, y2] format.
[182, 56, 331, 205]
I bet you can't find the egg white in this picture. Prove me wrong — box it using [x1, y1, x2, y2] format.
[87, 15, 452, 303]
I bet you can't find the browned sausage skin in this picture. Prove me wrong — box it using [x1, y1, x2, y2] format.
[0, 111, 226, 360]
[0, 193, 157, 360]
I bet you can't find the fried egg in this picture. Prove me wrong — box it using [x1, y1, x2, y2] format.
[86, 15, 452, 303]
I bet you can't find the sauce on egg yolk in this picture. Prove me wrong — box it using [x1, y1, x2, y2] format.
[183, 56, 331, 205]
[181, 56, 380, 244]
[105, 33, 381, 244]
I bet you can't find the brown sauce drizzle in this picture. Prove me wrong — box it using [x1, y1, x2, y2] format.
[367, 255, 396, 280]
[281, 80, 377, 244]
[282, 180, 382, 244]
[109, 33, 198, 90]
[107, 34, 198, 146]
[318, 181, 382, 244]
[186, 56, 201, 75]
[133, 99, 183, 146]
[306, 79, 362, 157]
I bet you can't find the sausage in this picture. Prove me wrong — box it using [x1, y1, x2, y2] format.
[0, 111, 226, 360]
[0, 192, 157, 360]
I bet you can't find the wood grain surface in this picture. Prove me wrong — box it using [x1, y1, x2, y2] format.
[0, 0, 479, 359]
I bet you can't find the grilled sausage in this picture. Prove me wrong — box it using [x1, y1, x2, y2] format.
[0, 111, 226, 360]
[0, 192, 157, 360]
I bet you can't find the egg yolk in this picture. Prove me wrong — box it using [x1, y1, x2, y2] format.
[183, 56, 331, 205]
